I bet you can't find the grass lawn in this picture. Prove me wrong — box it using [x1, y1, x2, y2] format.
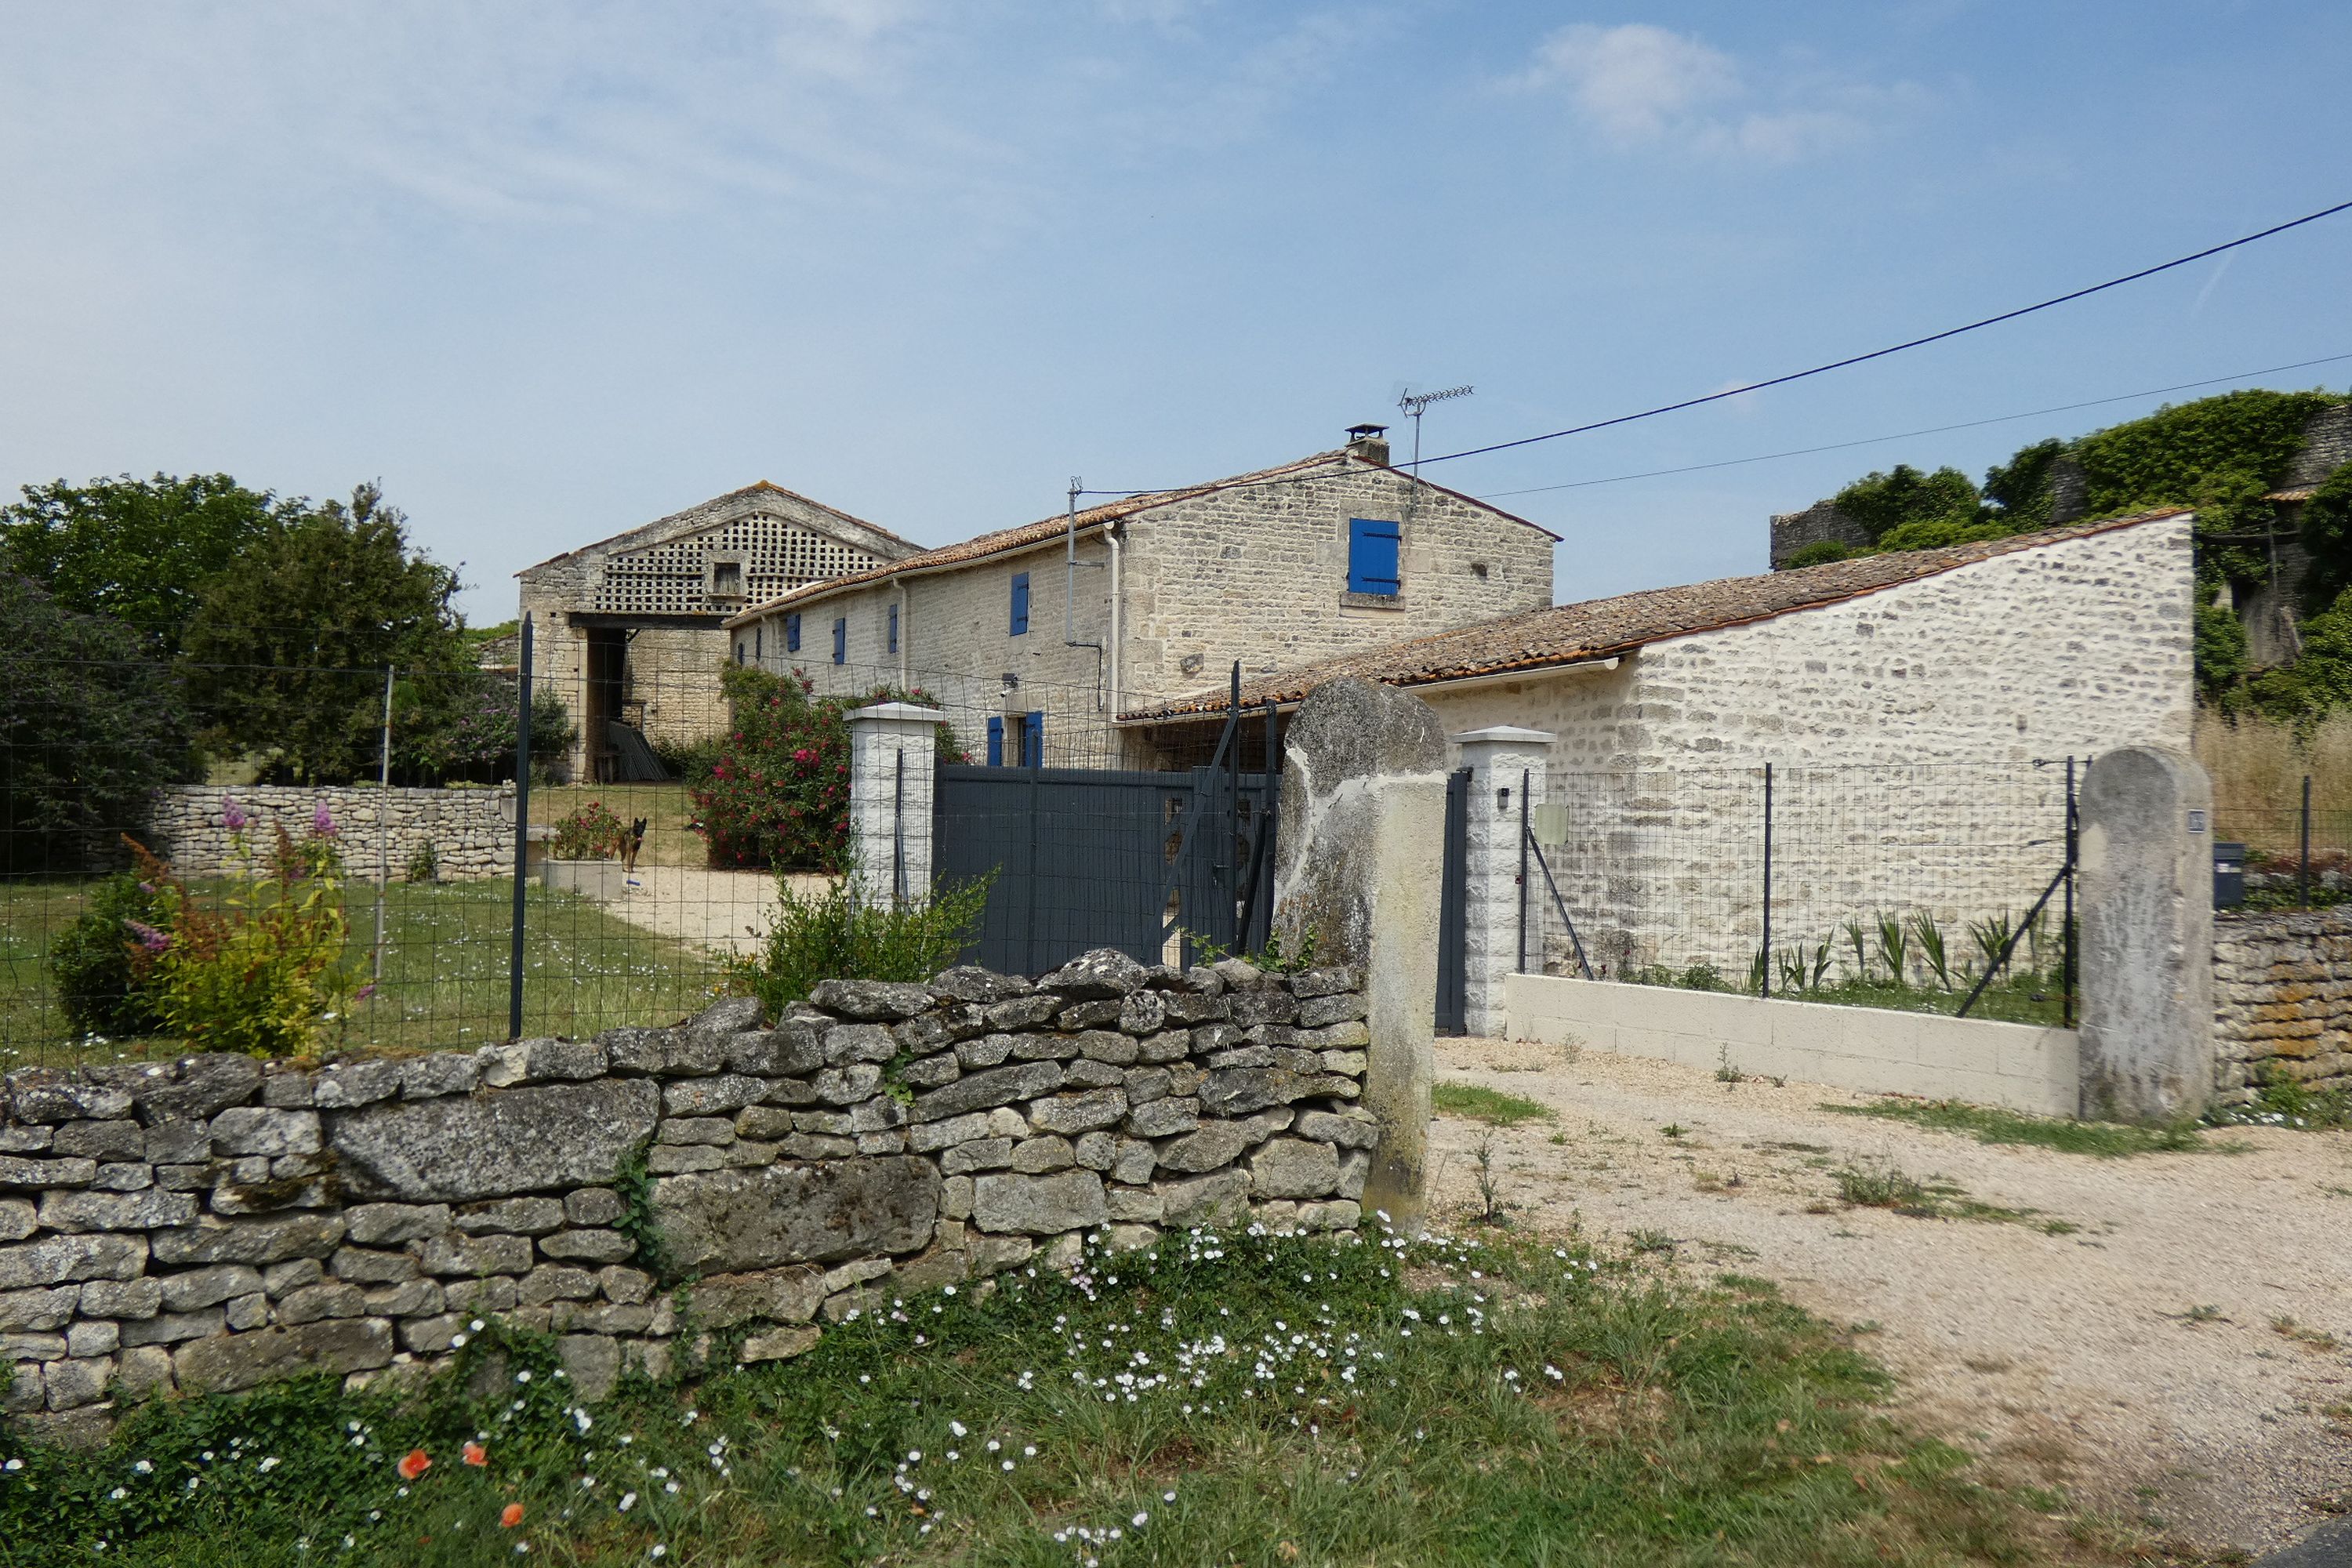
[0, 1226, 2107, 1567]
[1431, 1082, 1555, 1127]
[532, 784, 707, 869]
[0, 877, 731, 1067]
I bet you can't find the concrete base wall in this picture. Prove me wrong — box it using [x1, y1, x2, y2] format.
[1505, 972, 2079, 1116]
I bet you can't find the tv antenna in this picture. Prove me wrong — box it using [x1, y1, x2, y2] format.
[1397, 384, 1474, 477]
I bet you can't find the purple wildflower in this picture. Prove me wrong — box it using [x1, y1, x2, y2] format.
[353, 981, 378, 1003]
[125, 920, 170, 953]
[311, 800, 338, 838]
[221, 795, 250, 831]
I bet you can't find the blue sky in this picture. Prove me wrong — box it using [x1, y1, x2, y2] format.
[2, 2, 2347, 625]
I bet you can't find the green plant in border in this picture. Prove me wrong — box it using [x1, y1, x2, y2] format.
[1907, 910, 1955, 990]
[740, 864, 993, 1018]
[46, 870, 172, 1036]
[549, 798, 625, 861]
[612, 1139, 673, 1282]
[1874, 911, 1910, 989]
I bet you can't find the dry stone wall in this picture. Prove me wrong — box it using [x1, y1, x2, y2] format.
[0, 950, 1374, 1443]
[2212, 909, 2352, 1103]
[147, 785, 515, 882]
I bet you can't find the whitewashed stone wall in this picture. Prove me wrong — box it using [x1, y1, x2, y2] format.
[147, 786, 515, 882]
[1422, 514, 2198, 979]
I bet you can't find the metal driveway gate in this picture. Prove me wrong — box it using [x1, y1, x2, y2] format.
[1435, 766, 1471, 1033]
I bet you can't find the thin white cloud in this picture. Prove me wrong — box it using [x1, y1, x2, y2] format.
[1512, 22, 1916, 163]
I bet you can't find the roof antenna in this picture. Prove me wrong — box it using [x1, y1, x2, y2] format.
[1398, 385, 1474, 479]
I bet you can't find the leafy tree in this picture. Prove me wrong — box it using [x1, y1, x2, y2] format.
[0, 474, 289, 654]
[2249, 586, 2352, 720]
[180, 484, 470, 783]
[0, 571, 196, 872]
[1831, 465, 1980, 544]
[2296, 463, 2352, 612]
[1980, 438, 2066, 529]
[2193, 602, 2249, 706]
[2070, 389, 2337, 516]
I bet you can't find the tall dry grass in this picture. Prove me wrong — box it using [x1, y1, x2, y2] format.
[2195, 706, 2352, 855]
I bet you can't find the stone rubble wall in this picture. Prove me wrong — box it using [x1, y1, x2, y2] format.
[0, 949, 1374, 1444]
[146, 784, 516, 882]
[2212, 909, 2352, 1102]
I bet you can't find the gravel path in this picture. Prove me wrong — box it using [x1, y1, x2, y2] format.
[1428, 1035, 2352, 1557]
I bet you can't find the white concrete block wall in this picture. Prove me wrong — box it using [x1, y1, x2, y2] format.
[1506, 973, 2079, 1116]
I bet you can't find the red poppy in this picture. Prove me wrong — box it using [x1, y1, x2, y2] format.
[397, 1449, 431, 1480]
[463, 1442, 488, 1467]
[501, 1503, 526, 1529]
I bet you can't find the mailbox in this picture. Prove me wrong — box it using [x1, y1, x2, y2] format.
[2212, 840, 2245, 909]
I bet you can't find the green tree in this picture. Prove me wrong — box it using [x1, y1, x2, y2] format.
[2296, 463, 2352, 612]
[180, 484, 470, 783]
[1831, 464, 1980, 544]
[1980, 438, 2066, 529]
[0, 571, 196, 872]
[0, 474, 289, 654]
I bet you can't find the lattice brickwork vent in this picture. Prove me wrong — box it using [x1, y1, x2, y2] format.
[594, 516, 877, 614]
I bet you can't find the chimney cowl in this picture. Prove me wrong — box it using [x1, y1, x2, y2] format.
[1345, 423, 1390, 466]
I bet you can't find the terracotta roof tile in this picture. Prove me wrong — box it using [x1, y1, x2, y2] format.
[1120, 507, 2191, 722]
[723, 449, 1559, 628]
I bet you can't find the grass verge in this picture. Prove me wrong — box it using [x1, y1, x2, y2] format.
[1822, 1099, 2226, 1157]
[1431, 1081, 1555, 1127]
[0, 877, 731, 1067]
[1832, 1160, 2075, 1232]
[0, 1226, 2084, 1567]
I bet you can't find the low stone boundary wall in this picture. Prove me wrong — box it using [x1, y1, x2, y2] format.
[2213, 909, 2352, 1103]
[1505, 972, 2079, 1116]
[0, 949, 1373, 1443]
[147, 784, 515, 881]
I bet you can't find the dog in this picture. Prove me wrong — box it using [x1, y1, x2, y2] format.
[620, 818, 648, 881]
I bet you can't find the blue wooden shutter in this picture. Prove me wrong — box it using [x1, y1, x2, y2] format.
[1025, 710, 1044, 768]
[887, 603, 899, 654]
[1010, 572, 1029, 636]
[832, 617, 846, 663]
[985, 716, 1004, 767]
[785, 613, 800, 652]
[1347, 517, 1402, 595]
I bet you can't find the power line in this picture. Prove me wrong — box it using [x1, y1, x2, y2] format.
[1076, 196, 2352, 500]
[1472, 350, 2352, 500]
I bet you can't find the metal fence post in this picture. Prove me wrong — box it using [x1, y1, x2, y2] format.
[1760, 762, 1774, 997]
[508, 615, 533, 1042]
[374, 664, 393, 981]
[2300, 773, 2312, 909]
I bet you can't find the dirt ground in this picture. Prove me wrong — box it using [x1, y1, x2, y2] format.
[1428, 1035, 2352, 1557]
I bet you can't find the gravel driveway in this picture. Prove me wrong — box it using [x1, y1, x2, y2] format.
[1428, 1035, 2352, 1558]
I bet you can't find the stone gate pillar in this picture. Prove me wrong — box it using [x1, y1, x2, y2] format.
[2078, 744, 2215, 1123]
[1452, 726, 1555, 1037]
[847, 702, 939, 906]
[1269, 678, 1448, 1230]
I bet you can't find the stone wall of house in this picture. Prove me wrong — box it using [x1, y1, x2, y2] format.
[1767, 500, 1871, 568]
[1420, 514, 2198, 978]
[0, 951, 1374, 1443]
[148, 785, 515, 881]
[2212, 909, 2352, 1104]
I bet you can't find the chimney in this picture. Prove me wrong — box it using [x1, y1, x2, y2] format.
[1345, 423, 1390, 466]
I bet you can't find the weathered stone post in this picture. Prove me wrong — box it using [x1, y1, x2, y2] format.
[1451, 726, 1554, 1036]
[2078, 744, 2215, 1122]
[1270, 678, 1448, 1229]
[846, 702, 939, 905]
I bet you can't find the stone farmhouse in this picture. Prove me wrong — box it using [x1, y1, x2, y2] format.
[722, 428, 1559, 768]
[1125, 508, 2197, 982]
[517, 483, 919, 780]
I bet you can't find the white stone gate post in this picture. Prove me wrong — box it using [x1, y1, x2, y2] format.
[847, 702, 939, 906]
[1452, 727, 1555, 1038]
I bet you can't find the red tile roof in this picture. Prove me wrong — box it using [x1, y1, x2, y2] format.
[722, 449, 1559, 629]
[1120, 507, 2191, 722]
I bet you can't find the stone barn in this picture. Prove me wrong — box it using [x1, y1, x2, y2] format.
[518, 483, 917, 780]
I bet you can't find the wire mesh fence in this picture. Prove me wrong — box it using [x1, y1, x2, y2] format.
[2210, 775, 2352, 909]
[1523, 760, 2079, 1024]
[0, 627, 1173, 1069]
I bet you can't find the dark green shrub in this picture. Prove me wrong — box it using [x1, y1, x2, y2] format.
[49, 872, 171, 1036]
[1831, 464, 1980, 544]
[1780, 540, 1851, 569]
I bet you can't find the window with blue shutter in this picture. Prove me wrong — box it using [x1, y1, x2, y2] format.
[733, 639, 745, 666]
[832, 617, 846, 664]
[887, 603, 899, 654]
[1024, 710, 1044, 768]
[985, 716, 1004, 767]
[1347, 518, 1402, 596]
[1009, 573, 1030, 636]
[785, 613, 801, 652]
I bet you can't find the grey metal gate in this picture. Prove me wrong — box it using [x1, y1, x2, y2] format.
[1436, 767, 1470, 1033]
